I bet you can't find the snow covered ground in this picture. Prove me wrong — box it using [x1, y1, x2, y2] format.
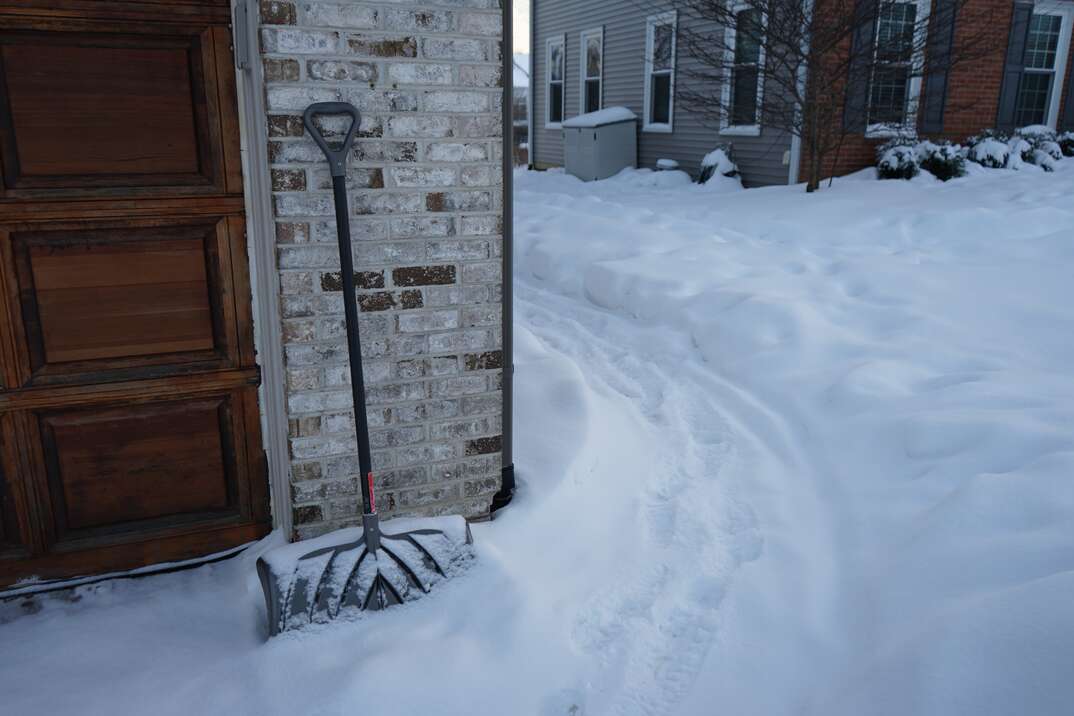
[3, 162, 1073, 715]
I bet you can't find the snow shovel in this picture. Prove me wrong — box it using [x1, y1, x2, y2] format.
[256, 102, 473, 637]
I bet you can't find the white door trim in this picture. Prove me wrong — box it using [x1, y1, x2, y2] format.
[233, 0, 293, 539]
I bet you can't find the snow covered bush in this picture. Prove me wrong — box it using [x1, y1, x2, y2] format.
[1016, 125, 1063, 164]
[1006, 136, 1033, 170]
[876, 138, 919, 180]
[1059, 131, 1074, 157]
[915, 140, 966, 181]
[966, 130, 1010, 169]
[698, 148, 739, 184]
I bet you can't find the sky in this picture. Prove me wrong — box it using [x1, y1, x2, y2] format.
[514, 3, 530, 54]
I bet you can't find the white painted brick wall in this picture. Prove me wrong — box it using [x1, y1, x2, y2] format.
[259, 0, 504, 538]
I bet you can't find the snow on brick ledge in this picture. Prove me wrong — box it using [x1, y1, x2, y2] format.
[561, 106, 637, 128]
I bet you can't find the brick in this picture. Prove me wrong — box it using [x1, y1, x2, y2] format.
[426, 240, 488, 261]
[427, 142, 488, 162]
[387, 63, 454, 85]
[462, 261, 501, 284]
[311, 167, 384, 191]
[261, 28, 339, 54]
[426, 191, 492, 212]
[352, 192, 423, 215]
[384, 9, 454, 33]
[260, 0, 296, 25]
[422, 37, 488, 61]
[347, 34, 418, 58]
[320, 270, 385, 291]
[355, 141, 418, 163]
[263, 58, 300, 82]
[301, 3, 378, 28]
[464, 350, 502, 370]
[390, 216, 454, 238]
[358, 292, 396, 312]
[268, 115, 305, 138]
[266, 86, 338, 111]
[400, 289, 424, 309]
[397, 310, 460, 333]
[307, 60, 378, 82]
[460, 215, 501, 235]
[276, 222, 310, 244]
[271, 168, 306, 192]
[392, 265, 456, 286]
[293, 505, 324, 525]
[390, 166, 458, 187]
[458, 12, 501, 36]
[465, 435, 502, 456]
[424, 91, 490, 113]
[457, 64, 502, 88]
[387, 115, 454, 138]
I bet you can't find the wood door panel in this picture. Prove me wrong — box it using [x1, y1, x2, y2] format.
[30, 238, 214, 363]
[0, 23, 232, 198]
[3, 43, 200, 177]
[40, 397, 236, 539]
[5, 218, 244, 385]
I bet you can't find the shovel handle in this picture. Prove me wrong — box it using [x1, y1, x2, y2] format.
[303, 102, 361, 177]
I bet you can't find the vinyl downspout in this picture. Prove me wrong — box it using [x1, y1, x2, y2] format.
[492, 0, 516, 512]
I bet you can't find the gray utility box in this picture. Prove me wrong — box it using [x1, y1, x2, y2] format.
[562, 107, 637, 181]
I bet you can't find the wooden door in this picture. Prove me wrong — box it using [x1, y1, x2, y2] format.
[0, 0, 270, 586]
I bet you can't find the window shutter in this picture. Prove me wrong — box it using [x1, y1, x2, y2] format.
[919, 0, 958, 134]
[996, 1, 1034, 132]
[1061, 56, 1074, 131]
[843, 0, 880, 132]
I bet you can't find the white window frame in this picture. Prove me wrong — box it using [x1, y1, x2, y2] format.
[643, 11, 678, 133]
[864, 0, 931, 138]
[720, 3, 766, 137]
[1021, 3, 1074, 129]
[579, 27, 605, 115]
[545, 34, 566, 129]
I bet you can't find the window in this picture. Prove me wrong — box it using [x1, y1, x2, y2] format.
[721, 6, 765, 136]
[644, 12, 677, 131]
[580, 28, 604, 114]
[1014, 13, 1064, 126]
[546, 35, 565, 127]
[867, 1, 921, 130]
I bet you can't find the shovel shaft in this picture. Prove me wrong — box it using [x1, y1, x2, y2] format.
[331, 174, 375, 515]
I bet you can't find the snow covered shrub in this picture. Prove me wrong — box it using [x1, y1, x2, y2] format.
[1016, 125, 1063, 162]
[876, 138, 919, 180]
[1059, 131, 1074, 157]
[1006, 136, 1032, 170]
[914, 141, 966, 181]
[966, 130, 1010, 169]
[698, 148, 739, 184]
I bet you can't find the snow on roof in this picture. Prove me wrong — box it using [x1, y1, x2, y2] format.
[513, 53, 529, 88]
[561, 106, 637, 128]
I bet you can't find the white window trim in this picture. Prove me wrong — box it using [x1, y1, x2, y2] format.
[545, 34, 566, 129]
[643, 10, 678, 133]
[720, 3, 766, 137]
[864, 0, 932, 138]
[579, 26, 605, 115]
[1028, 3, 1074, 129]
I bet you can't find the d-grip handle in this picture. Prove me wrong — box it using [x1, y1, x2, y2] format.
[303, 102, 361, 177]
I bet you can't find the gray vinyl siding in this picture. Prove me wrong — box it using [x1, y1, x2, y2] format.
[531, 0, 794, 186]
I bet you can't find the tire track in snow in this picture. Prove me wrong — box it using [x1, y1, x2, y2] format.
[516, 282, 768, 716]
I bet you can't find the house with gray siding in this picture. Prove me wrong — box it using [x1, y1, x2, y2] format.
[528, 0, 798, 186]
[529, 0, 1074, 186]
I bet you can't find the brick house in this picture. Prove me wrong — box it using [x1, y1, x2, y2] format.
[0, 0, 513, 588]
[530, 0, 1074, 185]
[824, 0, 1074, 177]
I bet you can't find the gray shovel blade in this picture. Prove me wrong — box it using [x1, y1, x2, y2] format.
[257, 515, 472, 636]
